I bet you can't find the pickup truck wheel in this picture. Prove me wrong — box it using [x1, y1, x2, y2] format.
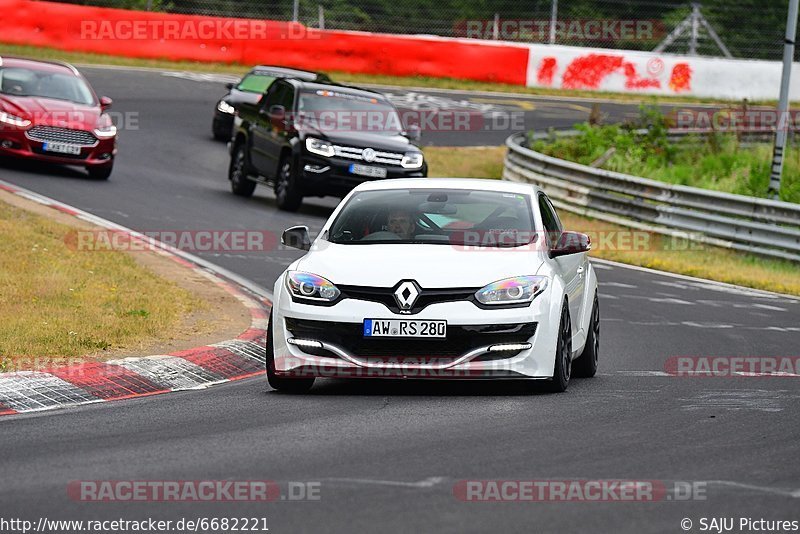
[229, 145, 256, 197]
[275, 155, 303, 211]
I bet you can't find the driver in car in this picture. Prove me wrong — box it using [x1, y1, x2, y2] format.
[387, 209, 416, 240]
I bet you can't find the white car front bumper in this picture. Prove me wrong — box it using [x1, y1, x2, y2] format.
[271, 278, 562, 380]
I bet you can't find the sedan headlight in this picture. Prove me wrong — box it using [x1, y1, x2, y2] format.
[93, 124, 117, 139]
[475, 276, 548, 306]
[305, 137, 335, 157]
[401, 152, 424, 169]
[217, 100, 235, 114]
[0, 111, 31, 128]
[286, 271, 341, 303]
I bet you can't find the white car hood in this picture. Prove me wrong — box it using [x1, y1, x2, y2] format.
[296, 242, 544, 288]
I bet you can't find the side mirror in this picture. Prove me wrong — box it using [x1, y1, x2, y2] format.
[282, 225, 311, 251]
[99, 96, 113, 111]
[404, 124, 421, 141]
[549, 231, 591, 258]
[225, 82, 235, 90]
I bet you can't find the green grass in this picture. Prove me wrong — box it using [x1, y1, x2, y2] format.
[0, 42, 781, 106]
[424, 145, 800, 296]
[0, 199, 201, 366]
[530, 113, 800, 203]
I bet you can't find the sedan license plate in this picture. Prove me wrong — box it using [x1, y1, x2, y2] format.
[43, 142, 82, 155]
[349, 163, 387, 178]
[364, 319, 446, 338]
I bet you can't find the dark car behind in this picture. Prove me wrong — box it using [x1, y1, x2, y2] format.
[212, 65, 331, 141]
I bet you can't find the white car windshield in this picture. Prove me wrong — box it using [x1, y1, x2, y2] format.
[328, 188, 537, 247]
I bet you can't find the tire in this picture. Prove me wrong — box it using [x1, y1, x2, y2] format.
[274, 154, 303, 212]
[546, 302, 572, 393]
[213, 129, 229, 142]
[87, 163, 112, 180]
[573, 294, 600, 378]
[229, 144, 257, 197]
[266, 312, 315, 393]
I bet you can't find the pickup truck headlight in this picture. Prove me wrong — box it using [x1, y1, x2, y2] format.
[0, 111, 31, 128]
[217, 100, 235, 114]
[401, 152, 424, 169]
[305, 137, 335, 157]
[286, 271, 341, 303]
[475, 276, 548, 306]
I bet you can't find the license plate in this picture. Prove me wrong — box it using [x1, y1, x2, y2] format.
[363, 319, 447, 338]
[349, 163, 387, 178]
[43, 142, 81, 155]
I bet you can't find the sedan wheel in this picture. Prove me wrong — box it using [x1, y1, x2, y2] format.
[574, 294, 600, 378]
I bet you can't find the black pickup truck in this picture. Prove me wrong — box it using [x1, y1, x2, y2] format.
[227, 78, 427, 211]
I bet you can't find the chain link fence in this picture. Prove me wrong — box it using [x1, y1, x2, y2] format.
[53, 0, 793, 61]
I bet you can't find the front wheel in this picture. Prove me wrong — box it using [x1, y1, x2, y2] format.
[266, 312, 315, 393]
[274, 154, 303, 211]
[87, 163, 112, 180]
[573, 294, 599, 378]
[545, 302, 572, 393]
[229, 145, 256, 197]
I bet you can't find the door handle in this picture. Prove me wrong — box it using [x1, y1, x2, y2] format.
[577, 266, 585, 275]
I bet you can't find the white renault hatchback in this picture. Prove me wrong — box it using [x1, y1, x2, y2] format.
[268, 178, 599, 393]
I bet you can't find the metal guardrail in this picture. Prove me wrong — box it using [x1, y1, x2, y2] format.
[503, 131, 800, 262]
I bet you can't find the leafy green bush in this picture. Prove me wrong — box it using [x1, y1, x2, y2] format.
[529, 107, 800, 204]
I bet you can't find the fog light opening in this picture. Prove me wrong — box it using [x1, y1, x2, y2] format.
[488, 343, 532, 352]
[303, 164, 330, 174]
[287, 338, 324, 349]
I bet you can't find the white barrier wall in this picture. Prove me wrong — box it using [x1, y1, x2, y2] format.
[525, 44, 800, 100]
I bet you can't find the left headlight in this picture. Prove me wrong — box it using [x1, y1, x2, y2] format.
[93, 124, 117, 139]
[217, 100, 235, 114]
[401, 152, 424, 169]
[475, 275, 548, 306]
[0, 111, 31, 128]
[286, 271, 341, 303]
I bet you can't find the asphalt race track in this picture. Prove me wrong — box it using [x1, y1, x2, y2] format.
[1, 66, 799, 533]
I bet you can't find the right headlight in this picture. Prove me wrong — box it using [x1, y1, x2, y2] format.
[305, 137, 335, 157]
[0, 111, 31, 128]
[217, 100, 235, 114]
[401, 152, 424, 169]
[286, 271, 341, 303]
[475, 275, 548, 306]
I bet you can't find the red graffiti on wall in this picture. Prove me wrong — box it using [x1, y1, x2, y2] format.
[537, 57, 557, 85]
[559, 53, 661, 90]
[669, 63, 692, 92]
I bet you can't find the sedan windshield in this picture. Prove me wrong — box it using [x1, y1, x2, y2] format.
[0, 67, 95, 105]
[296, 90, 403, 134]
[328, 189, 536, 247]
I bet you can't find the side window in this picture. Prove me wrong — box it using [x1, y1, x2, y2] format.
[262, 81, 284, 110]
[538, 194, 562, 247]
[278, 84, 295, 111]
[545, 197, 563, 233]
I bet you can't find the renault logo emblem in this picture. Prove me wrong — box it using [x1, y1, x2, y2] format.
[394, 280, 420, 311]
[362, 148, 376, 163]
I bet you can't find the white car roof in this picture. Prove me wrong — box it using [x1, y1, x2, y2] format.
[352, 178, 542, 196]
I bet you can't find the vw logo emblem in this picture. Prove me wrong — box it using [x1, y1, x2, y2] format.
[394, 280, 420, 311]
[362, 148, 376, 163]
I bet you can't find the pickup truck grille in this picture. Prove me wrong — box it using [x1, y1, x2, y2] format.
[333, 144, 404, 166]
[26, 126, 98, 147]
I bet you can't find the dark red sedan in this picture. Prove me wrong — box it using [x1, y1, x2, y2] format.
[0, 57, 117, 179]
